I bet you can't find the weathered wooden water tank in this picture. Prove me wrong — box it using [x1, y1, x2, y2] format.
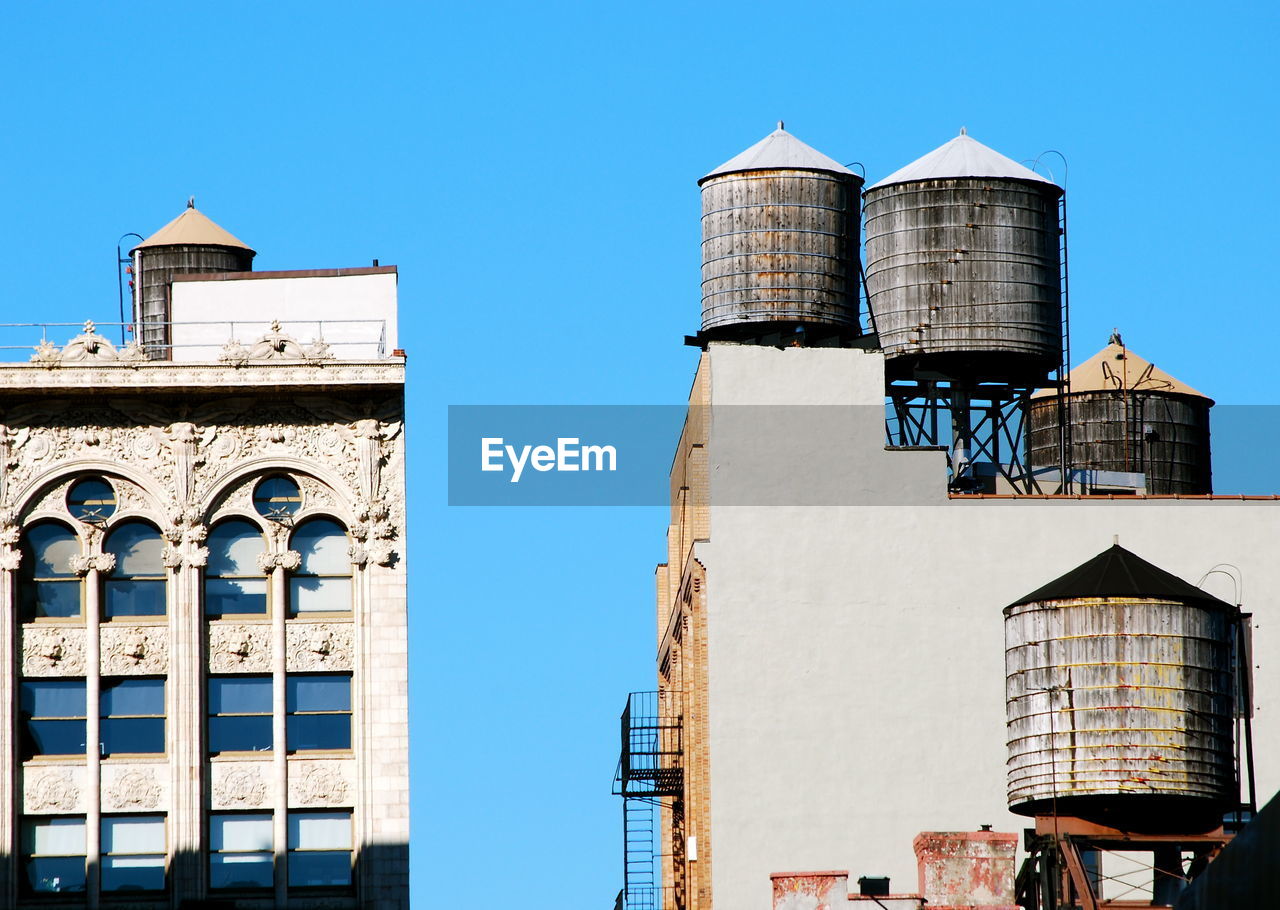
[131, 201, 255, 358]
[864, 130, 1063, 382]
[698, 124, 862, 341]
[1029, 341, 1213, 494]
[1005, 544, 1237, 832]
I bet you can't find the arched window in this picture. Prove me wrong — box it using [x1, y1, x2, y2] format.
[254, 476, 302, 521]
[67, 478, 116, 524]
[205, 521, 267, 618]
[289, 519, 351, 615]
[104, 522, 166, 618]
[19, 523, 81, 620]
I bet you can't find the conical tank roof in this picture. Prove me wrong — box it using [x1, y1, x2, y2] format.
[132, 201, 254, 253]
[1007, 543, 1232, 611]
[870, 129, 1060, 191]
[1033, 341, 1211, 402]
[699, 122, 855, 184]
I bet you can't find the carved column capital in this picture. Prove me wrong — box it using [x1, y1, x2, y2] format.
[69, 552, 115, 575]
[256, 550, 302, 572]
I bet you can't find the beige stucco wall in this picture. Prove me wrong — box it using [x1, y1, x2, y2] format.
[691, 344, 1278, 909]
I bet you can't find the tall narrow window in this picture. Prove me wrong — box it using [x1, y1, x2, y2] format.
[286, 675, 351, 751]
[205, 521, 267, 617]
[22, 816, 86, 893]
[104, 521, 166, 617]
[210, 813, 273, 889]
[101, 679, 165, 756]
[287, 811, 352, 888]
[289, 519, 352, 614]
[19, 523, 80, 620]
[101, 815, 166, 892]
[21, 679, 86, 758]
[208, 676, 272, 753]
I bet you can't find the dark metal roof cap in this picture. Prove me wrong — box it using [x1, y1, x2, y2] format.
[1007, 544, 1233, 611]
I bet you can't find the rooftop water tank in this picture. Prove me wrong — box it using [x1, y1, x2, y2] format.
[1005, 544, 1237, 832]
[130, 201, 255, 358]
[1029, 340, 1213, 494]
[864, 131, 1063, 382]
[698, 124, 863, 342]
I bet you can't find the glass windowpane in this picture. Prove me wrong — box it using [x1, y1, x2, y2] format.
[23, 680, 87, 717]
[105, 522, 164, 575]
[105, 579, 166, 617]
[27, 856, 86, 893]
[288, 812, 352, 850]
[292, 520, 349, 574]
[102, 817, 165, 854]
[209, 716, 272, 753]
[209, 677, 272, 714]
[206, 521, 266, 576]
[102, 679, 164, 716]
[101, 717, 164, 755]
[26, 524, 79, 577]
[210, 853, 273, 889]
[288, 851, 351, 887]
[287, 714, 351, 751]
[102, 855, 164, 891]
[290, 576, 352, 613]
[287, 676, 350, 713]
[204, 577, 267, 616]
[254, 476, 302, 520]
[68, 479, 116, 523]
[27, 720, 86, 755]
[211, 815, 272, 852]
[26, 817, 86, 854]
[27, 580, 81, 618]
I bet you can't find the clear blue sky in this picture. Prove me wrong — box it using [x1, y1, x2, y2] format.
[2, 2, 1278, 906]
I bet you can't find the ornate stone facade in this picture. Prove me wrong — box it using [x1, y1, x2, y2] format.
[22, 626, 87, 676]
[100, 626, 169, 675]
[208, 623, 273, 673]
[287, 623, 355, 672]
[24, 767, 84, 814]
[288, 760, 354, 807]
[102, 767, 165, 811]
[210, 763, 271, 810]
[1, 281, 407, 907]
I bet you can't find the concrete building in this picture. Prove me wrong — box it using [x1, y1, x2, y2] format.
[2, 204, 408, 908]
[616, 128, 1280, 910]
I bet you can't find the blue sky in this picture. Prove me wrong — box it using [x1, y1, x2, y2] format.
[2, 1, 1278, 906]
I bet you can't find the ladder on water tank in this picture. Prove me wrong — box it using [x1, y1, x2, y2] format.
[1055, 192, 1074, 493]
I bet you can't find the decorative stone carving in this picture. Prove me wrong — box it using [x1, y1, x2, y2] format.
[218, 340, 251, 366]
[289, 761, 352, 806]
[287, 623, 354, 671]
[104, 768, 162, 810]
[297, 474, 338, 511]
[257, 549, 302, 572]
[101, 626, 168, 675]
[0, 545, 20, 570]
[22, 627, 87, 676]
[208, 624, 272, 673]
[212, 765, 269, 809]
[25, 770, 81, 812]
[69, 551, 116, 575]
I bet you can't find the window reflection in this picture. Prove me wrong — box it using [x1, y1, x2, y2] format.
[105, 522, 166, 618]
[19, 523, 80, 620]
[290, 519, 352, 614]
[205, 521, 267, 617]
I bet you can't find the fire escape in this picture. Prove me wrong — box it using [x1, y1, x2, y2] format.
[613, 691, 683, 910]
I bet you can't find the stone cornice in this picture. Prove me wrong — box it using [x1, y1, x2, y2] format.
[0, 359, 405, 392]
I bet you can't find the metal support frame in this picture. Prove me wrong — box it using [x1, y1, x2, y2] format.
[886, 379, 1041, 493]
[614, 692, 684, 910]
[1015, 816, 1232, 910]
